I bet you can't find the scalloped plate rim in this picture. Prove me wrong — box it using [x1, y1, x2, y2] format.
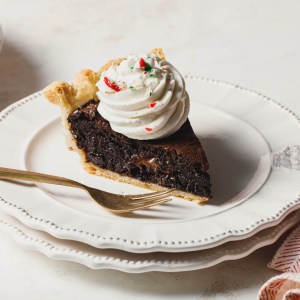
[0, 210, 299, 273]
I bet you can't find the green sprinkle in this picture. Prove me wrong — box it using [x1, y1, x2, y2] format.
[145, 62, 152, 72]
[130, 66, 134, 70]
[149, 91, 153, 97]
[129, 86, 135, 91]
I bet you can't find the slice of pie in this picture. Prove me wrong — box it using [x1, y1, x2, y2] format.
[44, 49, 211, 203]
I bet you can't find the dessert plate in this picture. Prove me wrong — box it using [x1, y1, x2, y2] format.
[0, 210, 299, 273]
[0, 77, 300, 253]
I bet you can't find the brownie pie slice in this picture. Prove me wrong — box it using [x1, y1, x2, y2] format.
[44, 49, 211, 203]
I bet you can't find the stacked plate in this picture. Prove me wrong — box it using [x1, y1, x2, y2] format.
[0, 77, 300, 273]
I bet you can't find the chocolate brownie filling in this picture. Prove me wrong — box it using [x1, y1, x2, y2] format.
[68, 100, 211, 199]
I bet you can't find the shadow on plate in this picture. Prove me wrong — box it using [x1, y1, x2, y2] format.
[200, 136, 259, 206]
[0, 178, 35, 187]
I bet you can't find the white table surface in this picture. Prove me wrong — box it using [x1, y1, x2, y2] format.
[1, 0, 300, 299]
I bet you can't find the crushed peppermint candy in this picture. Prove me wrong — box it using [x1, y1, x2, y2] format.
[145, 127, 153, 132]
[103, 77, 121, 92]
[149, 102, 156, 108]
[139, 58, 147, 68]
[139, 58, 152, 72]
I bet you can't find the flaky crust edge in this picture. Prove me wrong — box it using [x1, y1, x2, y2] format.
[43, 48, 208, 203]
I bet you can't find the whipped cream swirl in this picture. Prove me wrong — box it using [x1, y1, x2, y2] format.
[96, 53, 190, 140]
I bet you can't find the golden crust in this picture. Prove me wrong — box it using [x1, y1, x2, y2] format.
[150, 48, 166, 60]
[43, 69, 99, 117]
[43, 81, 75, 116]
[97, 58, 126, 75]
[42, 48, 209, 203]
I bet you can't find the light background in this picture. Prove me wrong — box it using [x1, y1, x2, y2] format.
[1, 0, 299, 299]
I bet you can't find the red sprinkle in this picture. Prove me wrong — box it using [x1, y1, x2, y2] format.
[139, 58, 147, 68]
[103, 77, 121, 92]
[149, 102, 156, 108]
[145, 127, 152, 132]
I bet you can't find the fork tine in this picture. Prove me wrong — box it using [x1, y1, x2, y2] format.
[129, 198, 171, 210]
[110, 197, 171, 210]
[125, 188, 176, 200]
[113, 198, 171, 213]
[127, 193, 173, 204]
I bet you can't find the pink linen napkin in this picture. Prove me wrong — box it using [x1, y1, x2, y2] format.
[258, 224, 300, 299]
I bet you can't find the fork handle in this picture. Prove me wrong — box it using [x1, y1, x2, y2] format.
[0, 167, 85, 189]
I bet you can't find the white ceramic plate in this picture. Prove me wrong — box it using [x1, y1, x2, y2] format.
[0, 77, 300, 253]
[0, 210, 299, 273]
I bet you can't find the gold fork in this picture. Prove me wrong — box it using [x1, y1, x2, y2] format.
[0, 167, 173, 213]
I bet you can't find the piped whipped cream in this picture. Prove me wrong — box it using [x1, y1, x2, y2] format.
[96, 53, 190, 140]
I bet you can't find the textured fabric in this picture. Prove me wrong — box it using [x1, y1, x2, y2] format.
[258, 273, 300, 300]
[258, 224, 300, 299]
[269, 225, 300, 273]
